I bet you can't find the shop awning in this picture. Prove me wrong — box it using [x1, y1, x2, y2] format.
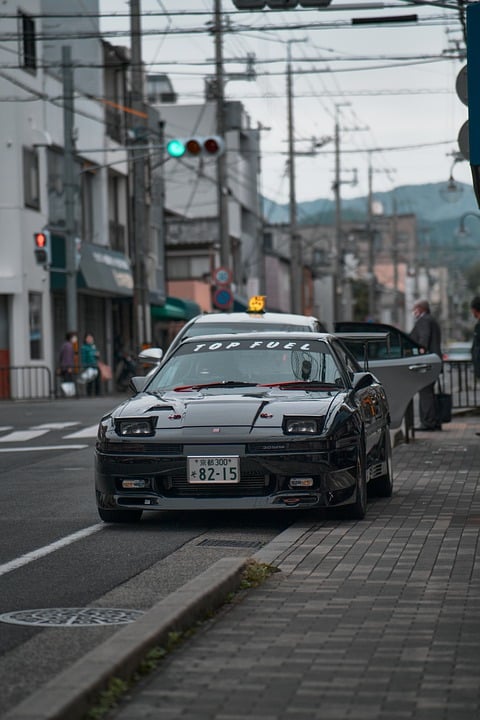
[78, 243, 133, 296]
[151, 296, 201, 321]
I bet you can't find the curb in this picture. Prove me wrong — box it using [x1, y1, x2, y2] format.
[2, 556, 250, 720]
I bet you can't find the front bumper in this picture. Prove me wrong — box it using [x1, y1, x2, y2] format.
[95, 441, 359, 512]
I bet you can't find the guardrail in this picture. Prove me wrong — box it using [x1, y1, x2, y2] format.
[403, 360, 478, 442]
[0, 365, 54, 400]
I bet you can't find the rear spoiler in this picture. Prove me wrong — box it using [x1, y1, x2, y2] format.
[335, 332, 391, 370]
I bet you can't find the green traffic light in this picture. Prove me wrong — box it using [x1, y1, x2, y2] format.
[167, 139, 186, 158]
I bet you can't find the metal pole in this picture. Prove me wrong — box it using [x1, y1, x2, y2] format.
[392, 190, 399, 324]
[287, 49, 302, 314]
[333, 111, 342, 321]
[367, 153, 375, 319]
[62, 46, 77, 334]
[214, 0, 230, 271]
[130, 0, 148, 351]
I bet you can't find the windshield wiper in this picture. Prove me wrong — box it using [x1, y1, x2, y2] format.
[173, 380, 259, 392]
[259, 381, 340, 390]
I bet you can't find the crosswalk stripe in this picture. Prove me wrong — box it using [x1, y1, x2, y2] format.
[63, 424, 99, 439]
[0, 430, 48, 443]
[31, 422, 80, 430]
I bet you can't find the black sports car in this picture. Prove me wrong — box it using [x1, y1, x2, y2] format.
[95, 332, 393, 523]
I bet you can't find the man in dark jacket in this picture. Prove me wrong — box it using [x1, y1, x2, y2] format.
[410, 299, 443, 431]
[470, 296, 480, 379]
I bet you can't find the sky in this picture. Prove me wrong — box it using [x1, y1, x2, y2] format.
[98, 1, 471, 208]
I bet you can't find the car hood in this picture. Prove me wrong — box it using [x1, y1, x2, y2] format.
[112, 390, 339, 429]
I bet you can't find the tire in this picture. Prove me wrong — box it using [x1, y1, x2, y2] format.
[371, 430, 393, 498]
[98, 507, 143, 523]
[344, 443, 367, 520]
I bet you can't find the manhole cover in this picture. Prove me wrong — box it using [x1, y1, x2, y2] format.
[198, 538, 262, 549]
[0, 608, 144, 627]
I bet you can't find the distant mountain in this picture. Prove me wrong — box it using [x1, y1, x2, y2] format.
[263, 182, 480, 259]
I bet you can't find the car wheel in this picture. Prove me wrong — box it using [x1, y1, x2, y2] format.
[344, 443, 367, 520]
[371, 430, 393, 498]
[97, 507, 143, 523]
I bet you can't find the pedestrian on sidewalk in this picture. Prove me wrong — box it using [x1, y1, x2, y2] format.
[410, 298, 443, 431]
[80, 332, 101, 397]
[470, 296, 480, 379]
[58, 331, 77, 383]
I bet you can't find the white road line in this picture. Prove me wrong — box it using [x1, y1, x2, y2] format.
[0, 444, 88, 453]
[0, 524, 104, 578]
[0, 430, 48, 443]
[0, 426, 13, 432]
[31, 422, 80, 430]
[63, 424, 99, 439]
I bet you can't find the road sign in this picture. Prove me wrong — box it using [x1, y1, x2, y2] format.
[214, 287, 233, 309]
[456, 64, 468, 106]
[213, 267, 232, 285]
[458, 120, 470, 161]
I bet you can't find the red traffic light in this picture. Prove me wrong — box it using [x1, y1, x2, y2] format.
[34, 232, 48, 248]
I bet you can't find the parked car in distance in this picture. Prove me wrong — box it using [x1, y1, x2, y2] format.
[443, 341, 472, 363]
[95, 331, 392, 524]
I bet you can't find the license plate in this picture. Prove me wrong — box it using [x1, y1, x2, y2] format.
[187, 456, 240, 484]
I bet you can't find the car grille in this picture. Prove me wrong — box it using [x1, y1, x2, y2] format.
[159, 467, 273, 497]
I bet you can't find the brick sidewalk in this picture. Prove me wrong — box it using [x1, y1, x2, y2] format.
[110, 414, 480, 720]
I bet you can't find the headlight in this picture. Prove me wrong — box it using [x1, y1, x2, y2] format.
[284, 417, 321, 435]
[115, 417, 156, 437]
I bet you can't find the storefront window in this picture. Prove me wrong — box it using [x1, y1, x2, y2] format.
[29, 292, 43, 359]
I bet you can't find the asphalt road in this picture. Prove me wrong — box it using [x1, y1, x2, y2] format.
[0, 395, 295, 716]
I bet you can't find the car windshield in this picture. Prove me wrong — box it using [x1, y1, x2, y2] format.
[146, 338, 345, 392]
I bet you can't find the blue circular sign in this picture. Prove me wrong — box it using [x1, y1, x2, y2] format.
[214, 287, 233, 309]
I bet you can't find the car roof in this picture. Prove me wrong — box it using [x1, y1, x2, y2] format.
[185, 312, 322, 326]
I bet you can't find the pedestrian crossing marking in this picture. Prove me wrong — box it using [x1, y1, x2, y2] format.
[0, 430, 48, 443]
[31, 422, 80, 430]
[63, 424, 99, 439]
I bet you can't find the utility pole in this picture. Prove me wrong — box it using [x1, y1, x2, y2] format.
[130, 0, 149, 351]
[214, 0, 230, 271]
[333, 107, 343, 322]
[367, 153, 375, 320]
[392, 189, 399, 324]
[287, 45, 302, 314]
[62, 45, 77, 334]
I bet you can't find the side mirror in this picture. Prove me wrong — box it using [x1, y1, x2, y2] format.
[138, 347, 163, 365]
[352, 372, 376, 391]
[130, 376, 148, 393]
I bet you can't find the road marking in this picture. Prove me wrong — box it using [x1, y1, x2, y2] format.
[63, 424, 99, 439]
[0, 430, 48, 443]
[0, 524, 104, 578]
[0, 426, 13, 432]
[31, 422, 80, 430]
[0, 444, 88, 453]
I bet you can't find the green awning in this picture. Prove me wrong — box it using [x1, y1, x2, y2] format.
[151, 296, 201, 321]
[78, 243, 133, 296]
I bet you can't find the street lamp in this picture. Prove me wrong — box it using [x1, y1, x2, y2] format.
[440, 153, 465, 204]
[456, 212, 480, 237]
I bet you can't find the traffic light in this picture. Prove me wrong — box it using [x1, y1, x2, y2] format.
[166, 135, 225, 159]
[232, 1, 331, 8]
[33, 230, 51, 267]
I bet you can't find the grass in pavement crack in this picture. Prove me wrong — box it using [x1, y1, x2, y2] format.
[84, 560, 278, 720]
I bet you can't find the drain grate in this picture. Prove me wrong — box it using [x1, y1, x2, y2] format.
[0, 608, 144, 627]
[197, 538, 262, 549]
